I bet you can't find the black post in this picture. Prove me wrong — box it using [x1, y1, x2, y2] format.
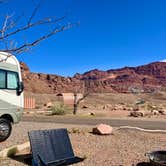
[73, 93, 77, 115]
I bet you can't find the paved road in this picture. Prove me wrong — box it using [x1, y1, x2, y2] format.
[22, 116, 166, 130]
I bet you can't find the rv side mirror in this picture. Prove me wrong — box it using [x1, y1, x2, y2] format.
[17, 82, 24, 96]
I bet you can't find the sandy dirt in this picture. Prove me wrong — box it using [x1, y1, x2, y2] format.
[0, 122, 166, 166]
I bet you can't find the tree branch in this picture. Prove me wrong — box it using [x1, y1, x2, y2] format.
[0, 52, 12, 62]
[1, 15, 11, 37]
[0, 16, 65, 41]
[0, 0, 76, 55]
[1, 23, 73, 54]
[76, 93, 89, 105]
[27, 0, 43, 25]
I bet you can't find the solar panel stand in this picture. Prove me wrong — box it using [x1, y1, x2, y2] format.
[29, 128, 84, 166]
[37, 154, 68, 166]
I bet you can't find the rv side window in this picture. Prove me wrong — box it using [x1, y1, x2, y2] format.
[0, 70, 6, 88]
[7, 72, 18, 89]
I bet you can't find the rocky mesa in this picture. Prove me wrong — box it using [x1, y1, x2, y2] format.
[20, 61, 166, 94]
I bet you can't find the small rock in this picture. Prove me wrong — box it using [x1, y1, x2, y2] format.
[103, 105, 107, 110]
[151, 110, 159, 115]
[163, 110, 166, 115]
[92, 124, 113, 135]
[87, 112, 95, 116]
[130, 111, 144, 117]
[127, 107, 133, 111]
[90, 112, 95, 116]
[133, 108, 139, 111]
[82, 105, 88, 109]
[158, 110, 166, 115]
[45, 102, 53, 108]
[123, 107, 127, 111]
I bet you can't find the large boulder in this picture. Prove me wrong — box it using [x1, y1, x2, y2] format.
[92, 124, 113, 135]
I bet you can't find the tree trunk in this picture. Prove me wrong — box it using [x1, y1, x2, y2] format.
[73, 93, 77, 115]
[73, 103, 78, 115]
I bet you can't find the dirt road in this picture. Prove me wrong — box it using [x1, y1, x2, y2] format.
[23, 115, 166, 130]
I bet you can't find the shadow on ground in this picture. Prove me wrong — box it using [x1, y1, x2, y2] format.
[10, 154, 84, 166]
[10, 154, 32, 165]
[136, 162, 152, 166]
[10, 155, 154, 166]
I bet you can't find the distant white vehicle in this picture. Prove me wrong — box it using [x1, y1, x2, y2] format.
[0, 52, 24, 142]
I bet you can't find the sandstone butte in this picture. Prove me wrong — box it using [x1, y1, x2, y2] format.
[20, 61, 166, 94]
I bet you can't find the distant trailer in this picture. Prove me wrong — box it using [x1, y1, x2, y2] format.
[56, 93, 83, 105]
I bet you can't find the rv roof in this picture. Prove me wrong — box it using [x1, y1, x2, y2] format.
[0, 52, 18, 66]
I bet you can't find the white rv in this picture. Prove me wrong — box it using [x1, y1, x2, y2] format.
[0, 52, 24, 142]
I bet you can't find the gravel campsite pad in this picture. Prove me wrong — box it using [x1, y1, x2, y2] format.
[0, 122, 166, 166]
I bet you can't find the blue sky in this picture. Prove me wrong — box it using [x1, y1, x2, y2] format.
[1, 0, 166, 76]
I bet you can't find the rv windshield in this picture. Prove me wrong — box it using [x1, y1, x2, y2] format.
[0, 70, 19, 90]
[0, 70, 6, 88]
[7, 72, 18, 89]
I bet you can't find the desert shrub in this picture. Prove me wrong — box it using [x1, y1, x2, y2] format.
[145, 103, 156, 111]
[7, 147, 18, 157]
[35, 105, 41, 109]
[68, 128, 87, 135]
[49, 103, 67, 115]
[132, 105, 139, 111]
[68, 128, 81, 134]
[135, 99, 145, 105]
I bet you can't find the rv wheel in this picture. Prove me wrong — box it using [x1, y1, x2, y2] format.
[0, 118, 12, 142]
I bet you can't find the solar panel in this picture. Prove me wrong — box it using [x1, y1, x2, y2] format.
[29, 128, 83, 166]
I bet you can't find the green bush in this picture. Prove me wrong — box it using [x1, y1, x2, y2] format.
[7, 147, 18, 157]
[49, 103, 67, 115]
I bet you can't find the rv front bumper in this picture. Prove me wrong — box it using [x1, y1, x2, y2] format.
[13, 108, 24, 123]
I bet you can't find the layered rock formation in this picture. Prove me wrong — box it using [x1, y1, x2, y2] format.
[20, 61, 166, 94]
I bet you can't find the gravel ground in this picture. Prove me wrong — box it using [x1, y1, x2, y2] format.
[0, 122, 166, 166]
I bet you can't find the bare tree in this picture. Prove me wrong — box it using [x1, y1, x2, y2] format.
[73, 79, 90, 115]
[0, 0, 75, 57]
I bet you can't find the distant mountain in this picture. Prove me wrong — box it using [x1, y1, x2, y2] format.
[21, 61, 166, 94]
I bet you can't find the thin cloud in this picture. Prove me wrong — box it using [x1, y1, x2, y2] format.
[160, 59, 166, 62]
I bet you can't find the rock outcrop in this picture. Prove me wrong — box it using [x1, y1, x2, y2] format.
[20, 61, 166, 94]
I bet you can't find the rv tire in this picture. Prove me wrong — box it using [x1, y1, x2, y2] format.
[0, 118, 12, 142]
